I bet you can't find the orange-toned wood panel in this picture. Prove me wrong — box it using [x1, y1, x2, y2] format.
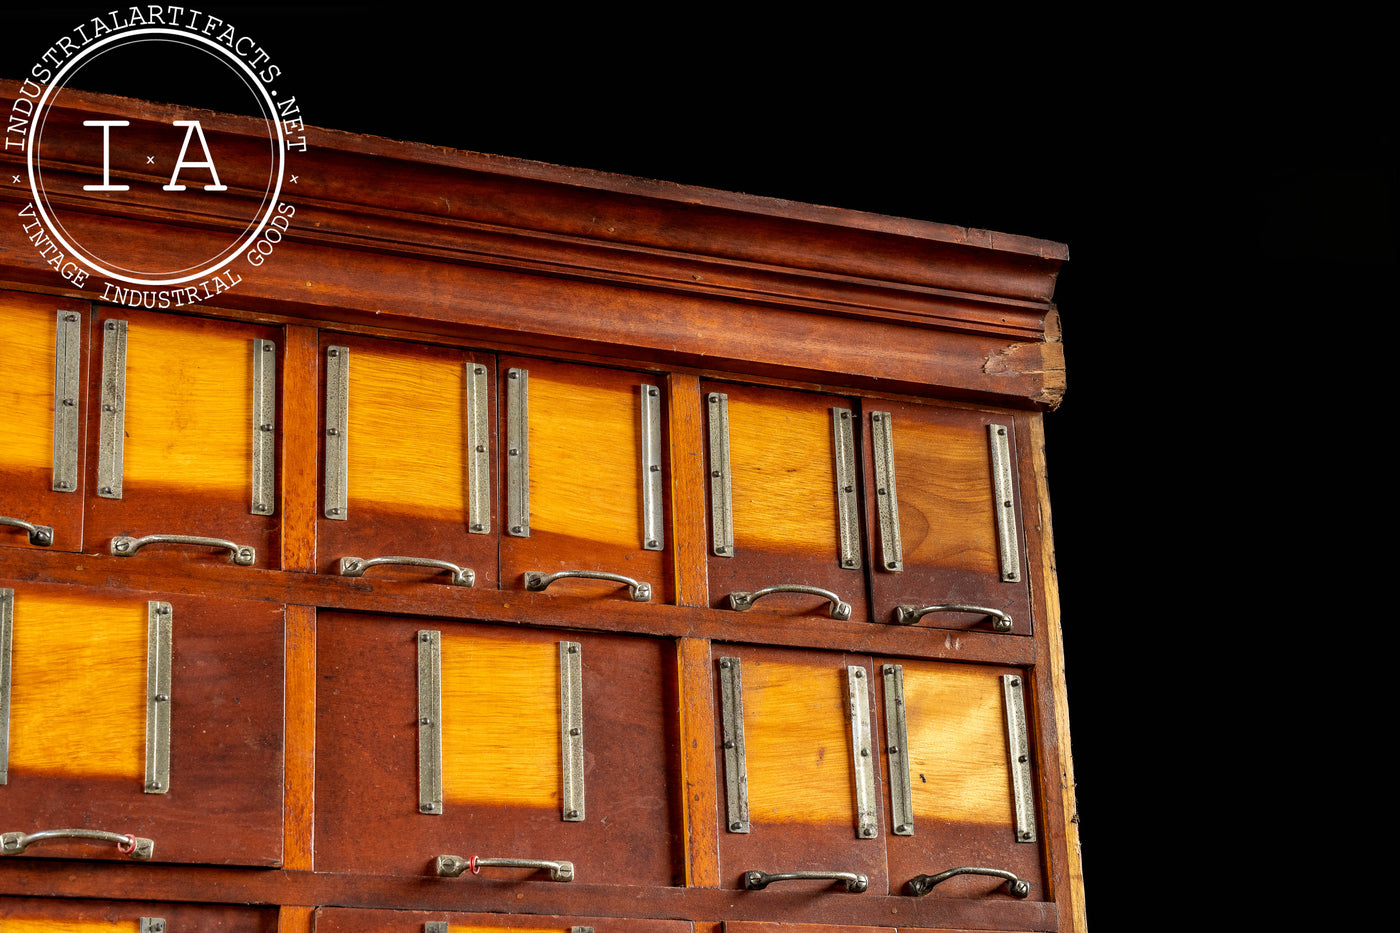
[881, 660, 1044, 902]
[0, 290, 88, 553]
[1, 580, 285, 867]
[84, 306, 282, 569]
[703, 381, 867, 623]
[500, 356, 671, 604]
[864, 400, 1032, 635]
[314, 612, 680, 884]
[713, 644, 886, 894]
[315, 332, 498, 586]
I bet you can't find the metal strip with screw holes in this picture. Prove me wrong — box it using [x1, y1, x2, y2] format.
[52, 310, 82, 493]
[870, 411, 902, 572]
[882, 664, 913, 835]
[324, 346, 349, 520]
[251, 339, 277, 516]
[989, 423, 1020, 583]
[423, 924, 448, 933]
[847, 666, 878, 839]
[640, 384, 664, 551]
[145, 601, 172, 795]
[560, 641, 585, 822]
[140, 919, 167, 933]
[0, 589, 12, 785]
[718, 656, 749, 832]
[466, 362, 491, 534]
[418, 630, 442, 815]
[97, 319, 127, 499]
[832, 407, 861, 570]
[1002, 673, 1037, 842]
[707, 392, 733, 557]
[506, 367, 530, 537]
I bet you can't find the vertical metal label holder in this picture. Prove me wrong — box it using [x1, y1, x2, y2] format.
[640, 384, 664, 551]
[505, 368, 529, 537]
[324, 345, 349, 520]
[1002, 673, 1037, 842]
[417, 630, 442, 815]
[560, 641, 585, 822]
[251, 339, 277, 516]
[989, 424, 1021, 583]
[145, 601, 173, 794]
[465, 363, 491, 535]
[707, 393, 733, 558]
[846, 666, 878, 839]
[718, 656, 748, 833]
[0, 588, 12, 785]
[832, 408, 861, 570]
[96, 319, 127, 499]
[870, 411, 903, 573]
[52, 310, 82, 493]
[882, 663, 914, 836]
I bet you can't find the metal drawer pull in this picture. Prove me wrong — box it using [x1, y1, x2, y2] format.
[339, 556, 474, 587]
[905, 866, 1030, 898]
[2, 828, 154, 860]
[111, 534, 255, 565]
[524, 570, 651, 602]
[435, 854, 575, 882]
[894, 603, 1013, 632]
[728, 584, 852, 620]
[743, 869, 868, 893]
[0, 516, 54, 547]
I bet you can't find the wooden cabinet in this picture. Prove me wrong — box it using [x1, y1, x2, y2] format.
[314, 612, 678, 883]
[1, 581, 285, 866]
[0, 79, 1082, 933]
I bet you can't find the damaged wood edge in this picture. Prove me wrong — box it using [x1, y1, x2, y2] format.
[983, 306, 1066, 410]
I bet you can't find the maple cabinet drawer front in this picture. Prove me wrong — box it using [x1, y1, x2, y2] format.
[316, 334, 498, 587]
[1, 896, 277, 933]
[711, 644, 888, 894]
[315, 613, 679, 884]
[84, 307, 283, 570]
[863, 401, 1032, 636]
[0, 581, 285, 867]
[703, 382, 868, 624]
[316, 907, 691, 933]
[881, 660, 1044, 903]
[0, 291, 90, 554]
[498, 357, 671, 604]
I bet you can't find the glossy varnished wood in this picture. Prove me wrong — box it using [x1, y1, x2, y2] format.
[703, 380, 870, 623]
[313, 332, 498, 585]
[0, 77, 1079, 933]
[499, 355, 671, 603]
[0, 289, 89, 554]
[0, 580, 286, 867]
[82, 307, 283, 571]
[313, 613, 680, 884]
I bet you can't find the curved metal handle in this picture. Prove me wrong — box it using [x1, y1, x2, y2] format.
[743, 869, 868, 893]
[111, 534, 255, 565]
[905, 866, 1030, 898]
[339, 555, 474, 587]
[728, 584, 852, 620]
[523, 570, 651, 602]
[436, 854, 574, 882]
[894, 603, 1013, 633]
[2, 829, 154, 860]
[0, 516, 54, 547]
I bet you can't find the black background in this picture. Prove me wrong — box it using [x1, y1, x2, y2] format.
[7, 6, 1395, 926]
